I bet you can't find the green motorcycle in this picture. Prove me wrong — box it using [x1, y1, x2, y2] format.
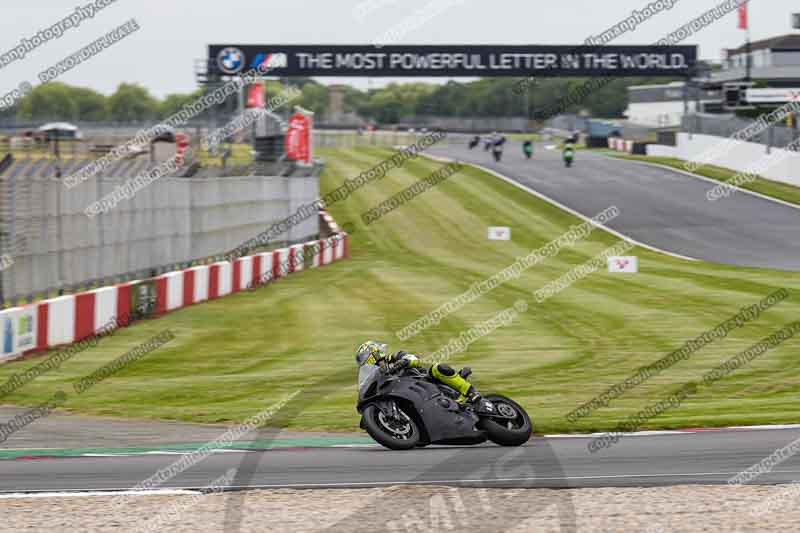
[563, 144, 574, 167]
[523, 140, 534, 159]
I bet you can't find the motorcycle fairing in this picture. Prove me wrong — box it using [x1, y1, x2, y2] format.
[371, 376, 486, 444]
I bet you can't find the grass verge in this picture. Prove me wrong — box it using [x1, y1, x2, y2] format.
[0, 145, 798, 434]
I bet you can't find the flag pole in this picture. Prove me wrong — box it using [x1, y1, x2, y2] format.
[745, 27, 751, 81]
[741, 3, 751, 81]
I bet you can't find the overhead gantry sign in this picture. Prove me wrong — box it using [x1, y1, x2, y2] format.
[208, 44, 697, 78]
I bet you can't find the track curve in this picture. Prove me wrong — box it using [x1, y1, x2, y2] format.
[429, 140, 800, 271]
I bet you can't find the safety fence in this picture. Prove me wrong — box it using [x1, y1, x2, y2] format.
[313, 130, 427, 149]
[684, 113, 800, 151]
[0, 228, 349, 364]
[0, 170, 320, 305]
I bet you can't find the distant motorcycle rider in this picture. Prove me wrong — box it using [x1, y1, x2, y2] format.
[492, 134, 506, 162]
[522, 139, 534, 159]
[483, 133, 494, 151]
[355, 341, 481, 404]
[563, 140, 575, 167]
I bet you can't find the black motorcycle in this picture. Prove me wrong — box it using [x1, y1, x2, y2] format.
[468, 136, 480, 150]
[357, 363, 532, 450]
[492, 136, 507, 162]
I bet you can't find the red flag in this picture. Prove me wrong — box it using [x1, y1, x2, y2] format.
[246, 82, 265, 108]
[285, 113, 311, 163]
[738, 3, 748, 30]
[175, 133, 190, 165]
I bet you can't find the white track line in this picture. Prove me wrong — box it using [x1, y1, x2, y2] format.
[603, 155, 800, 213]
[727, 424, 800, 431]
[184, 470, 800, 489]
[7, 469, 800, 496]
[0, 489, 199, 499]
[544, 431, 693, 439]
[422, 153, 699, 262]
[543, 425, 800, 439]
[334, 424, 800, 446]
[81, 453, 133, 457]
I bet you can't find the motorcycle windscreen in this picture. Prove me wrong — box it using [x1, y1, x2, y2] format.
[358, 364, 381, 399]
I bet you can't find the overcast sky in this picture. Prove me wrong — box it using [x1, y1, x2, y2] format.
[0, 0, 798, 98]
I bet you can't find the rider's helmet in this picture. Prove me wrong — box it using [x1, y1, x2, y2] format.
[355, 340, 388, 367]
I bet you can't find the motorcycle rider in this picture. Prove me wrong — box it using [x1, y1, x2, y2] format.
[483, 133, 494, 151]
[492, 134, 506, 162]
[522, 139, 534, 159]
[563, 140, 575, 167]
[355, 341, 481, 404]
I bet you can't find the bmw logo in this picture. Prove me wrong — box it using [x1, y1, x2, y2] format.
[217, 47, 245, 74]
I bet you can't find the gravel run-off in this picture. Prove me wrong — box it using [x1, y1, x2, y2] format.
[3, 484, 799, 532]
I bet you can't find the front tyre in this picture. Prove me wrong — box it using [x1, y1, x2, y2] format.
[362, 403, 420, 450]
[479, 394, 532, 446]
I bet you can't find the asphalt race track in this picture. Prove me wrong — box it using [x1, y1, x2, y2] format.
[2, 428, 800, 492]
[429, 140, 800, 271]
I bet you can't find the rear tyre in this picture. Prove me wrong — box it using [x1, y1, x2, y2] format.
[362, 403, 420, 450]
[479, 394, 532, 446]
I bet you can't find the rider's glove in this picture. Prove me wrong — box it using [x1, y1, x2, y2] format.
[393, 358, 410, 370]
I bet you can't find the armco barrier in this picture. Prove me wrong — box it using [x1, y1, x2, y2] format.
[0, 229, 350, 364]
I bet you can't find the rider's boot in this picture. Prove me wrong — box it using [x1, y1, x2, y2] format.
[463, 385, 482, 404]
[431, 363, 479, 404]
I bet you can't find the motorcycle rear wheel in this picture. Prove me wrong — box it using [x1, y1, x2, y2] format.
[479, 395, 532, 446]
[362, 404, 421, 450]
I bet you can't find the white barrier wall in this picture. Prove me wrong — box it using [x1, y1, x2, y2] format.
[647, 133, 800, 186]
[192, 265, 210, 303]
[258, 252, 273, 282]
[164, 271, 184, 311]
[646, 144, 679, 158]
[239, 257, 253, 291]
[47, 295, 76, 347]
[218, 262, 233, 297]
[93, 286, 118, 331]
[290, 244, 304, 272]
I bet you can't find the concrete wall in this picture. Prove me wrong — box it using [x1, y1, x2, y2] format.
[0, 174, 319, 302]
[646, 132, 800, 186]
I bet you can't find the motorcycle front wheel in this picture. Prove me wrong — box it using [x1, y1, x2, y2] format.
[479, 394, 532, 446]
[362, 403, 421, 450]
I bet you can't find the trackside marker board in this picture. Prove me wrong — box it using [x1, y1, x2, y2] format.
[488, 227, 511, 241]
[608, 256, 638, 273]
[209, 45, 697, 77]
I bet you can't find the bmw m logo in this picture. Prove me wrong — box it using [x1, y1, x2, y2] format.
[249, 52, 288, 71]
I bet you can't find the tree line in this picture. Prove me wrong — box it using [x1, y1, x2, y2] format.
[0, 76, 680, 124]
